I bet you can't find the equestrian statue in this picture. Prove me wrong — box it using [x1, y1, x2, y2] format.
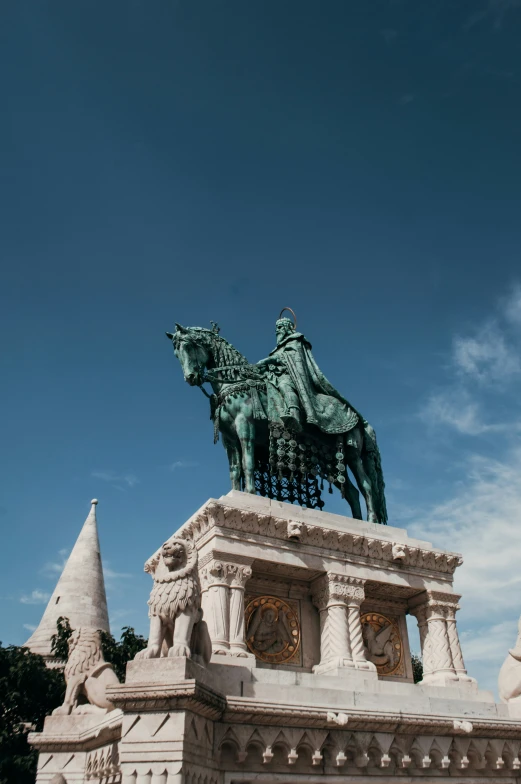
[166, 309, 387, 524]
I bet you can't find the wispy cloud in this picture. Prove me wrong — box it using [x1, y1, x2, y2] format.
[20, 589, 50, 605]
[419, 388, 517, 435]
[41, 549, 68, 578]
[91, 470, 139, 489]
[411, 449, 521, 617]
[461, 621, 515, 663]
[23, 623, 37, 632]
[419, 284, 521, 436]
[453, 322, 520, 383]
[169, 460, 198, 471]
[103, 563, 131, 580]
[399, 93, 414, 105]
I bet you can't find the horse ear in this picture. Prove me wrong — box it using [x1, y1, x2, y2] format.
[175, 323, 186, 333]
[165, 331, 174, 340]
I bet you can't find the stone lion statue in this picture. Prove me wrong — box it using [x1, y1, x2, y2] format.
[53, 628, 120, 715]
[135, 536, 209, 662]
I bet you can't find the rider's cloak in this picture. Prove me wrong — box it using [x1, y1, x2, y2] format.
[266, 332, 359, 435]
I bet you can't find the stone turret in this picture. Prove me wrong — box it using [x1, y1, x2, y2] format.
[24, 499, 110, 660]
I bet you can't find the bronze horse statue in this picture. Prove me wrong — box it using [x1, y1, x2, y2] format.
[167, 323, 387, 524]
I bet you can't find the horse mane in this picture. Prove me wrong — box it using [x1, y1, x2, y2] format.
[180, 327, 249, 367]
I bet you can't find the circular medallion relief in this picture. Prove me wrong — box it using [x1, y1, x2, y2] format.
[360, 612, 403, 676]
[245, 596, 301, 664]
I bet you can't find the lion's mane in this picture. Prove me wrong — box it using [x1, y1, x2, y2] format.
[64, 628, 104, 681]
[147, 537, 200, 621]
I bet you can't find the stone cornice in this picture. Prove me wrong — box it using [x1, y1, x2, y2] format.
[177, 500, 463, 578]
[106, 679, 225, 719]
[223, 697, 521, 739]
[28, 711, 122, 752]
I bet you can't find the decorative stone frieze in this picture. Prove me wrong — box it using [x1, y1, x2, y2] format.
[214, 723, 521, 774]
[179, 499, 463, 578]
[408, 591, 473, 684]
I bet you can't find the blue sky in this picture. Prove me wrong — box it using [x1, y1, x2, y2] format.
[2, 1, 521, 694]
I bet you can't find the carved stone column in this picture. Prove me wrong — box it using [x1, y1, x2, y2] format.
[312, 573, 374, 674]
[409, 591, 466, 683]
[446, 601, 474, 682]
[346, 591, 375, 672]
[228, 564, 253, 656]
[200, 560, 231, 655]
[200, 558, 253, 657]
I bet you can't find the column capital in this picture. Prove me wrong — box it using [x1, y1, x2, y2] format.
[408, 590, 461, 618]
[199, 558, 252, 590]
[312, 573, 366, 610]
[200, 559, 229, 590]
[227, 563, 252, 589]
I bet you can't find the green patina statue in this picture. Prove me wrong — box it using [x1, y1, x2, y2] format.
[166, 310, 387, 524]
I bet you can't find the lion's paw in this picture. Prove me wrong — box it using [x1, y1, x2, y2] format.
[52, 704, 73, 716]
[169, 644, 190, 658]
[135, 645, 160, 660]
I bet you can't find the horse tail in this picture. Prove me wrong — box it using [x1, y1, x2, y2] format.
[361, 420, 388, 524]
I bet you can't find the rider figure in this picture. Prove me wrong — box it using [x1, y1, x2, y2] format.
[256, 317, 359, 436]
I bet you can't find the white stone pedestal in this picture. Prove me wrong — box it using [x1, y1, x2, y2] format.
[30, 492, 521, 783]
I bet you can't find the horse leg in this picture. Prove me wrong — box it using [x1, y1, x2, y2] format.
[343, 473, 362, 520]
[345, 450, 378, 523]
[235, 412, 256, 494]
[222, 435, 242, 490]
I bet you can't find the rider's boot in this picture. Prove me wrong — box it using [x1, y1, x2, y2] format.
[282, 406, 302, 433]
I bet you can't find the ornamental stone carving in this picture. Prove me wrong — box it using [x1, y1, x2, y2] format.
[52, 627, 120, 715]
[179, 500, 463, 577]
[245, 596, 301, 664]
[215, 724, 521, 773]
[135, 537, 204, 661]
[361, 612, 403, 676]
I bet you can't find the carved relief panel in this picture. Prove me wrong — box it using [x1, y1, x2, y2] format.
[361, 611, 403, 676]
[244, 595, 303, 666]
[360, 603, 413, 682]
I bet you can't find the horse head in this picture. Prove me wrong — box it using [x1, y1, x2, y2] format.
[167, 324, 211, 387]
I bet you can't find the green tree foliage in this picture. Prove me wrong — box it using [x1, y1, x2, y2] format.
[0, 643, 65, 784]
[99, 627, 147, 681]
[411, 652, 423, 683]
[51, 616, 147, 682]
[50, 616, 72, 660]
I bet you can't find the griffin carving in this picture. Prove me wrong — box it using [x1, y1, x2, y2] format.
[135, 537, 206, 660]
[53, 628, 120, 715]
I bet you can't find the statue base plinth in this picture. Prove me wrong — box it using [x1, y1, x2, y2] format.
[30, 492, 521, 783]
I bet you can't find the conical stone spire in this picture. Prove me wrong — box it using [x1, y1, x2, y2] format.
[24, 499, 110, 658]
